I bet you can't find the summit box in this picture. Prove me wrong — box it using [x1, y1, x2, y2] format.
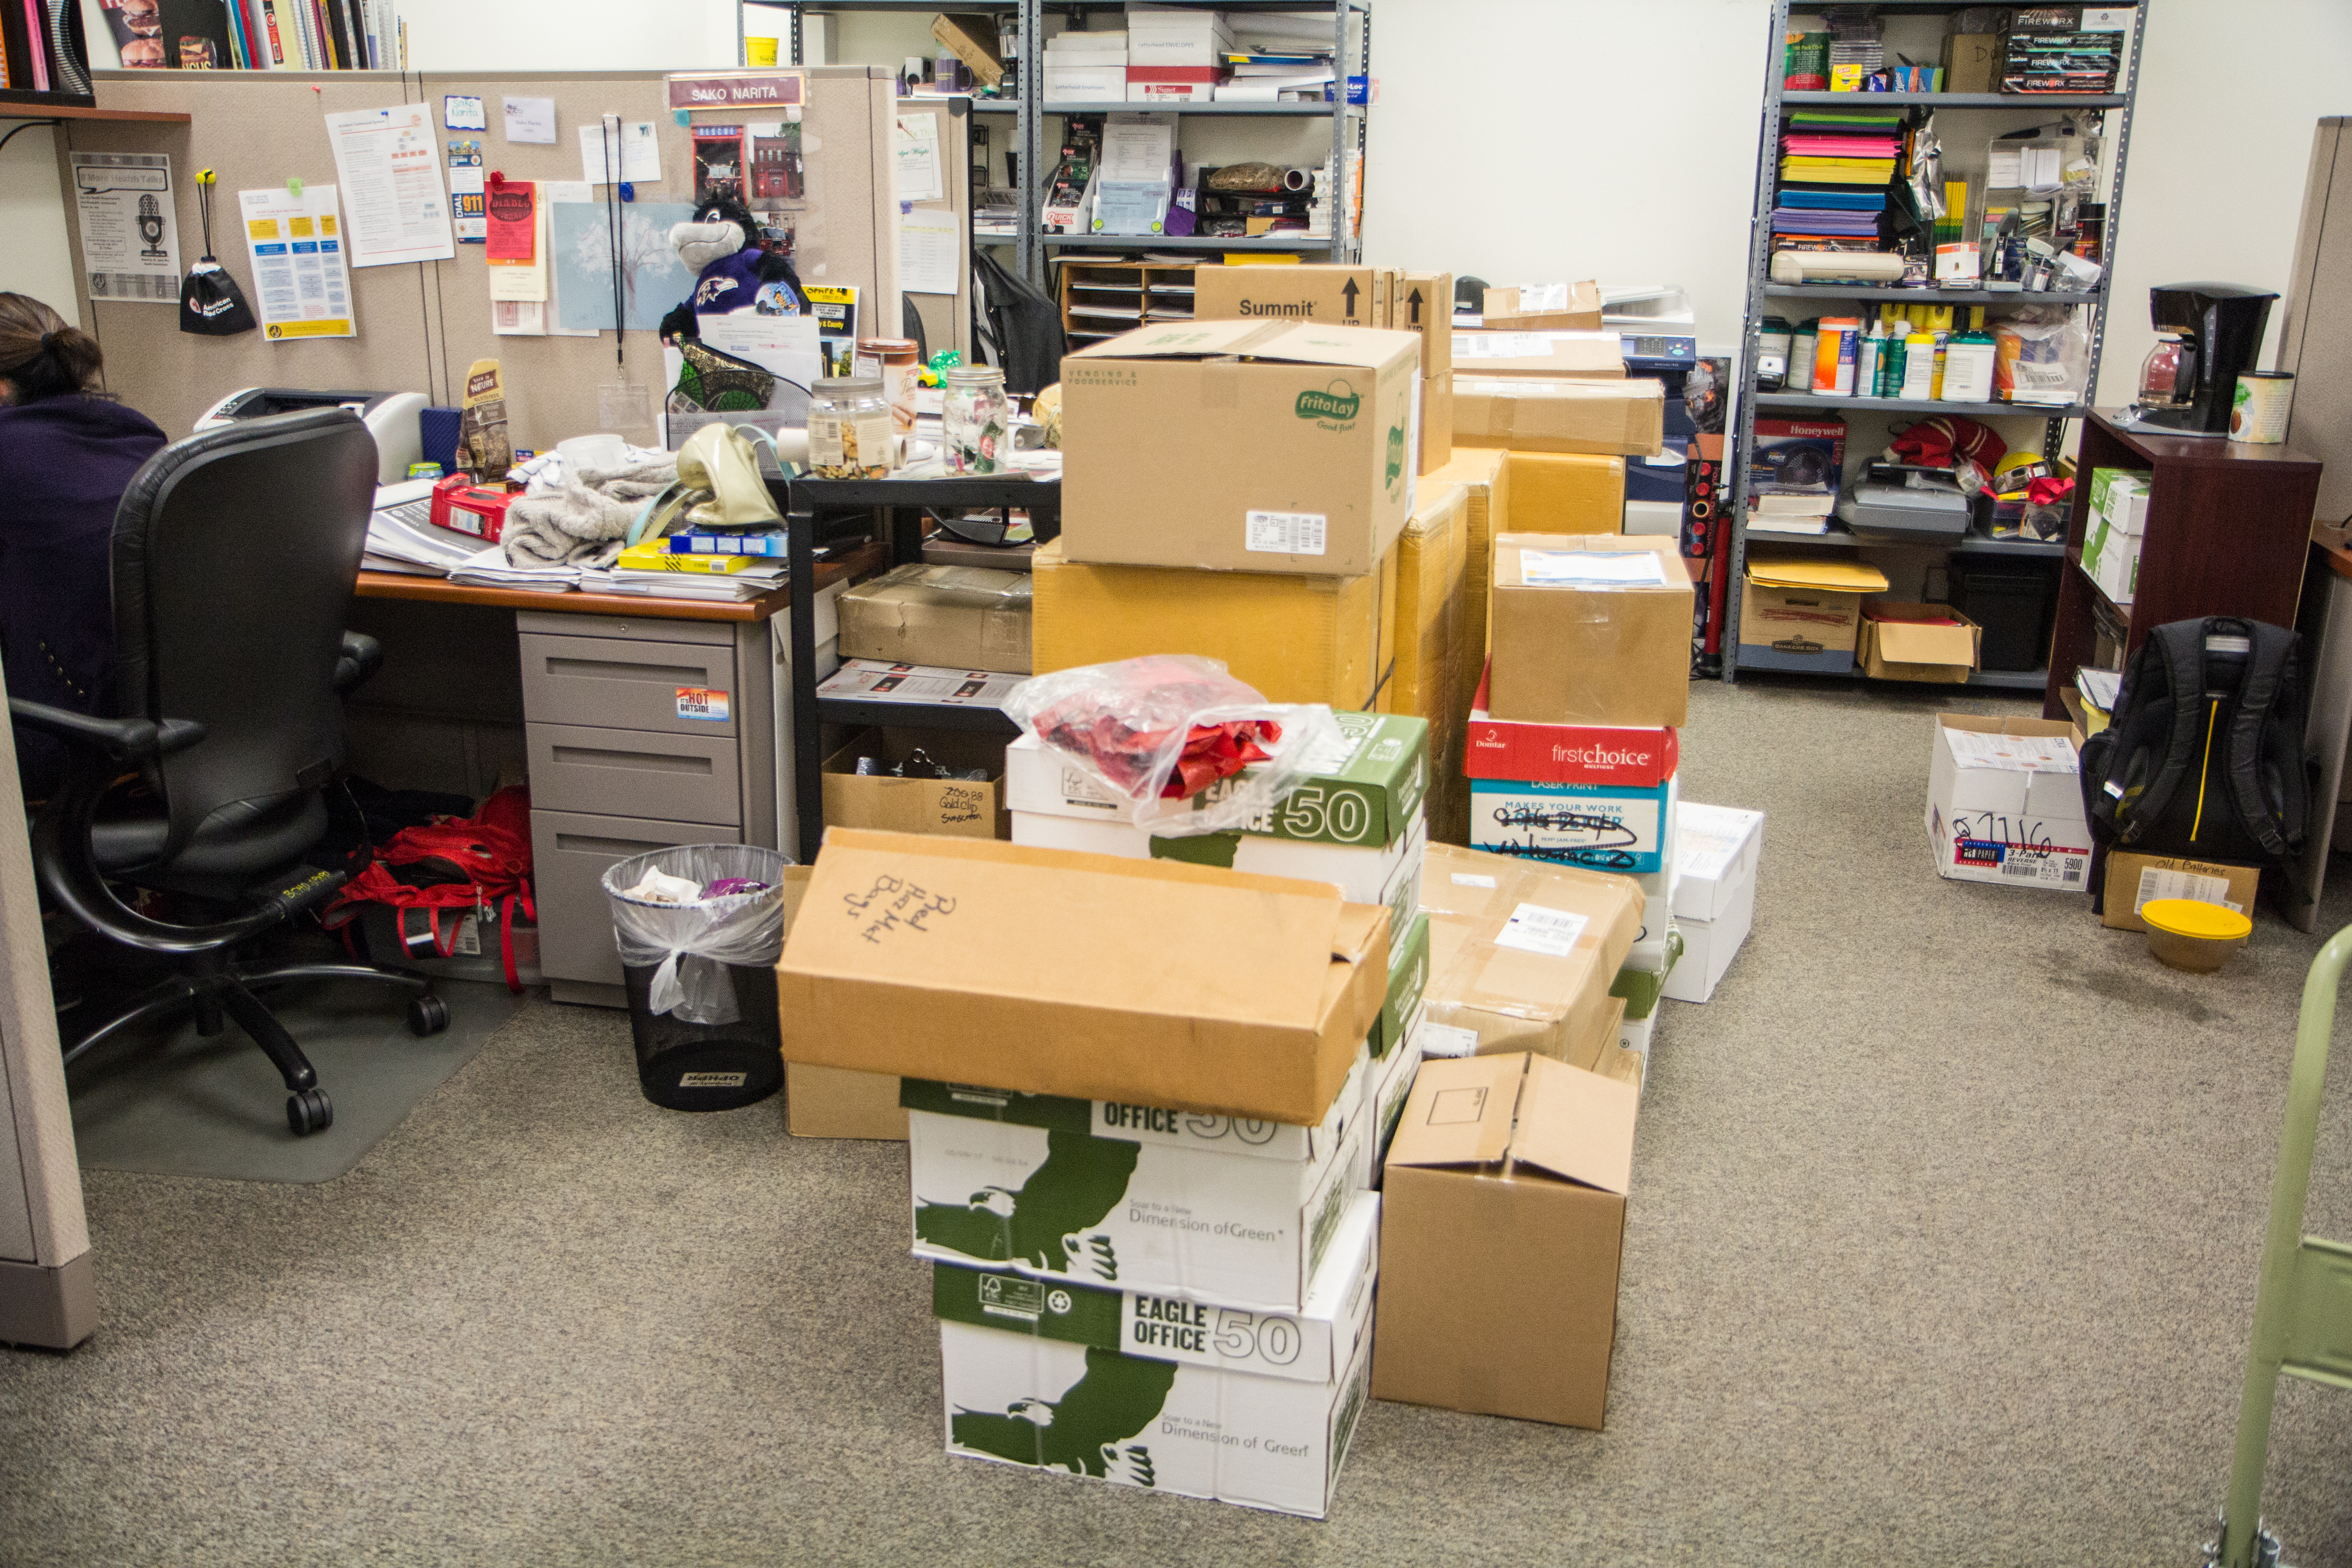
[1061, 320, 1421, 578]
[1193, 264, 1391, 331]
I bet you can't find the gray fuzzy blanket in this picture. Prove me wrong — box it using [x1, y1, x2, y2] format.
[502, 460, 680, 568]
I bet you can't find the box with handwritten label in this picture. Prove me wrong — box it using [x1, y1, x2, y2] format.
[1925, 714, 2090, 890]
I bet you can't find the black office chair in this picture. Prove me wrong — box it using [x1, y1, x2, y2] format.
[9, 407, 449, 1138]
[972, 248, 1063, 393]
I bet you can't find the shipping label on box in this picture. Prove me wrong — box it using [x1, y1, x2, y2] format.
[2100, 850, 2262, 933]
[939, 1312, 1372, 1519]
[908, 1102, 1367, 1312]
[1470, 775, 1678, 875]
[1925, 714, 2092, 889]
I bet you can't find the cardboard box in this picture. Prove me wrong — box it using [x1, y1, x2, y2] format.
[1925, 714, 2093, 890]
[2100, 851, 2262, 933]
[1373, 1052, 1636, 1428]
[775, 830, 1389, 1124]
[906, 1074, 1366, 1311]
[821, 729, 1005, 840]
[2083, 467, 2151, 607]
[1738, 558, 1867, 676]
[1503, 452, 1626, 534]
[1002, 709, 1428, 850]
[1385, 270, 1452, 378]
[1943, 30, 2000, 94]
[1416, 374, 1453, 475]
[934, 1191, 1377, 1519]
[1857, 603, 1982, 684]
[836, 563, 1033, 675]
[1422, 447, 1509, 801]
[1415, 843, 1642, 1067]
[1489, 535, 1693, 728]
[1660, 874, 1751, 1004]
[1029, 537, 1397, 709]
[785, 1063, 908, 1140]
[1671, 801, 1764, 922]
[1471, 774, 1679, 877]
[1373, 912, 1431, 1057]
[1192, 263, 1389, 331]
[1480, 281, 1602, 332]
[1062, 320, 1420, 577]
[1451, 330, 1624, 379]
[1366, 1005, 1423, 1180]
[930, 12, 1006, 87]
[1382, 480, 1467, 734]
[1465, 660, 1678, 786]
[1454, 377, 1666, 459]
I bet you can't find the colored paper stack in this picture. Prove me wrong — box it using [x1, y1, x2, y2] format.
[1773, 107, 1902, 250]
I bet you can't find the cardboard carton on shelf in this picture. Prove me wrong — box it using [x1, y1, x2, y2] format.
[2100, 851, 2262, 934]
[1857, 603, 1982, 685]
[775, 830, 1389, 1125]
[1192, 263, 1391, 331]
[1060, 319, 1421, 578]
[1738, 555, 1886, 677]
[1489, 534, 1694, 729]
[785, 1063, 909, 1140]
[1029, 538, 1397, 710]
[1416, 842, 1642, 1068]
[821, 728, 1007, 841]
[1925, 714, 2092, 891]
[930, 12, 1007, 88]
[1480, 281, 1603, 332]
[935, 1191, 1379, 1519]
[1373, 1052, 1637, 1429]
[1454, 376, 1665, 459]
[904, 1055, 1368, 1312]
[836, 562, 1034, 675]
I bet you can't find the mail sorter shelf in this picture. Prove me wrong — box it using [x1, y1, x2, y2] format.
[778, 474, 1062, 863]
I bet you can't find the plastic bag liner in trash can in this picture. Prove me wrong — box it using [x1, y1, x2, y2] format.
[601, 844, 793, 1112]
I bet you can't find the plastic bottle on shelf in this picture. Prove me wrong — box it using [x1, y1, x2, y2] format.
[1814, 317, 1860, 395]
[1790, 319, 1819, 392]
[1927, 304, 1955, 400]
[1940, 330, 1999, 402]
[1856, 319, 1886, 400]
[1900, 329, 1937, 399]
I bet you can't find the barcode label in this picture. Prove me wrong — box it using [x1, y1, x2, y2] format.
[89, 272, 175, 301]
[1416, 1022, 1480, 1059]
[2136, 867, 2244, 914]
[1245, 510, 1328, 556]
[1494, 902, 1589, 957]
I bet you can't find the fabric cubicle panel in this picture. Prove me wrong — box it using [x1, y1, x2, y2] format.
[54, 68, 900, 449]
[894, 95, 972, 361]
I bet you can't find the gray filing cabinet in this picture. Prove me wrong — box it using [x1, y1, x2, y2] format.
[517, 609, 781, 1008]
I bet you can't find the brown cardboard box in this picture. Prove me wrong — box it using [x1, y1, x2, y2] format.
[774, 829, 1391, 1124]
[836, 563, 1033, 674]
[2101, 852, 2264, 933]
[1192, 263, 1389, 331]
[1030, 537, 1396, 708]
[821, 729, 1006, 840]
[1417, 373, 1453, 475]
[1740, 578, 1864, 656]
[1857, 603, 1981, 684]
[1386, 270, 1452, 378]
[1504, 452, 1626, 534]
[1488, 534, 1693, 728]
[1383, 485, 1469, 838]
[1423, 448, 1508, 837]
[1062, 319, 1422, 577]
[785, 1063, 909, 1139]
[1943, 31, 2000, 94]
[1450, 330, 1624, 379]
[930, 13, 1006, 87]
[1373, 1051, 1637, 1429]
[1417, 843, 1642, 1067]
[1454, 376, 1665, 458]
[1481, 281, 1603, 331]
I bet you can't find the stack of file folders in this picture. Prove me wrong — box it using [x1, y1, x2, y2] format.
[1774, 107, 1901, 249]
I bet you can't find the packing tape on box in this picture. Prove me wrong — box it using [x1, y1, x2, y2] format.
[1201, 358, 1243, 411]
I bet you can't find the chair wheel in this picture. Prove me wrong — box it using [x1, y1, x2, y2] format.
[407, 994, 450, 1036]
[287, 1088, 333, 1137]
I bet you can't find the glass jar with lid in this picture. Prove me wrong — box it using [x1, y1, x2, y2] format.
[807, 375, 893, 479]
[941, 364, 1010, 475]
[855, 337, 922, 437]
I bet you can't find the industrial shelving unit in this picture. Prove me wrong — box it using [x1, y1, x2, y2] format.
[1723, 0, 2148, 692]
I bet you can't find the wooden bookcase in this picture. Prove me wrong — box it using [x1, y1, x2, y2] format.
[2043, 409, 2325, 720]
[1055, 259, 1195, 349]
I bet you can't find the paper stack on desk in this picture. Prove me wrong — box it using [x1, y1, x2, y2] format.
[448, 545, 579, 593]
[580, 559, 785, 602]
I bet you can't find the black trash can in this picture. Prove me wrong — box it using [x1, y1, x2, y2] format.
[602, 845, 792, 1112]
[1949, 560, 2060, 673]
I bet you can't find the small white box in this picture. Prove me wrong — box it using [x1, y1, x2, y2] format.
[1042, 66, 1127, 98]
[1924, 715, 2092, 890]
[1661, 872, 1754, 1004]
[1362, 1006, 1422, 1189]
[1671, 802, 1764, 921]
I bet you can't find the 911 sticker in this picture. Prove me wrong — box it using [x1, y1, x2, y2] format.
[676, 687, 730, 721]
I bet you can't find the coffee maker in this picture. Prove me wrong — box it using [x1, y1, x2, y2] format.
[2126, 283, 2277, 436]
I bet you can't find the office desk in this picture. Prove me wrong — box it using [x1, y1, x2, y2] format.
[348, 544, 882, 1006]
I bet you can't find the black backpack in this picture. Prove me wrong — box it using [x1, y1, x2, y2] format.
[2078, 617, 2313, 899]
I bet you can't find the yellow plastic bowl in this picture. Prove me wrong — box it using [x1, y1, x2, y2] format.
[2141, 897, 2254, 973]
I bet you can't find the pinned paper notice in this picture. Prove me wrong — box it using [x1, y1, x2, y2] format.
[582, 122, 662, 186]
[1493, 902, 1589, 958]
[1521, 550, 1668, 588]
[504, 96, 558, 144]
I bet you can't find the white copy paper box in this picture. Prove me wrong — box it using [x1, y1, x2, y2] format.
[1671, 802, 1764, 921]
[1924, 717, 2091, 889]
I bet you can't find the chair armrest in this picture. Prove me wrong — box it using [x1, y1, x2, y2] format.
[7, 700, 207, 762]
[334, 631, 383, 696]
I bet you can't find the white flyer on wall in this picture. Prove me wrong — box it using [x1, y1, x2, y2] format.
[323, 103, 457, 267]
[69, 152, 181, 305]
[239, 185, 357, 340]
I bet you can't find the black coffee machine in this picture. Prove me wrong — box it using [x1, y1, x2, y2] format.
[2127, 283, 2277, 436]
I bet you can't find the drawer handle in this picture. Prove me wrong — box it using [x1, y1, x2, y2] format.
[555, 833, 682, 855]
[550, 745, 715, 775]
[544, 657, 715, 685]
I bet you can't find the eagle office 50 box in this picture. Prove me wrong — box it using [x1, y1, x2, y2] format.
[1471, 774, 1680, 877]
[1925, 714, 2092, 890]
[935, 1191, 1380, 1519]
[1489, 535, 1694, 729]
[1193, 263, 1390, 330]
[1453, 376, 1665, 459]
[776, 830, 1389, 1126]
[904, 1065, 1368, 1312]
[1374, 1052, 1637, 1429]
[1029, 539, 1397, 710]
[1416, 843, 1642, 1068]
[1061, 319, 1421, 578]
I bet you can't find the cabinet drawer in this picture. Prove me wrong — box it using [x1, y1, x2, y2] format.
[518, 632, 738, 736]
[528, 723, 741, 825]
[532, 810, 744, 987]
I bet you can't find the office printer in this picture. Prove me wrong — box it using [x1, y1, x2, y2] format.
[195, 388, 428, 486]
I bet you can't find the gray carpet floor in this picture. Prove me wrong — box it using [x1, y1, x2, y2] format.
[5, 678, 2351, 1566]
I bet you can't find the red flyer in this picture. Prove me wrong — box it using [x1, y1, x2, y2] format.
[484, 180, 536, 263]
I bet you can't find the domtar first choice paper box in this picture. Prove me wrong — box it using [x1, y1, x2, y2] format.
[1060, 319, 1421, 578]
[774, 830, 1389, 1126]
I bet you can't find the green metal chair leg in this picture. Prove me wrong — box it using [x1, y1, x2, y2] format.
[2206, 922, 2352, 1568]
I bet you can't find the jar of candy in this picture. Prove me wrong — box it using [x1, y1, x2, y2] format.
[808, 376, 892, 479]
[942, 364, 1010, 475]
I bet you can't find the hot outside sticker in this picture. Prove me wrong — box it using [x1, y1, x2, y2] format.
[676, 687, 730, 721]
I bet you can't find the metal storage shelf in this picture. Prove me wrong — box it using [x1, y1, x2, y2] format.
[1748, 528, 2069, 557]
[1036, 101, 1347, 116]
[1754, 393, 2093, 419]
[1044, 232, 1336, 250]
[1762, 284, 2104, 305]
[1781, 90, 2126, 107]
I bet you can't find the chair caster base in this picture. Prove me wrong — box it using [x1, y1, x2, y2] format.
[287, 1088, 333, 1137]
[407, 993, 450, 1036]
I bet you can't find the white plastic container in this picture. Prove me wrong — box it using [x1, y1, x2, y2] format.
[1940, 332, 1998, 403]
